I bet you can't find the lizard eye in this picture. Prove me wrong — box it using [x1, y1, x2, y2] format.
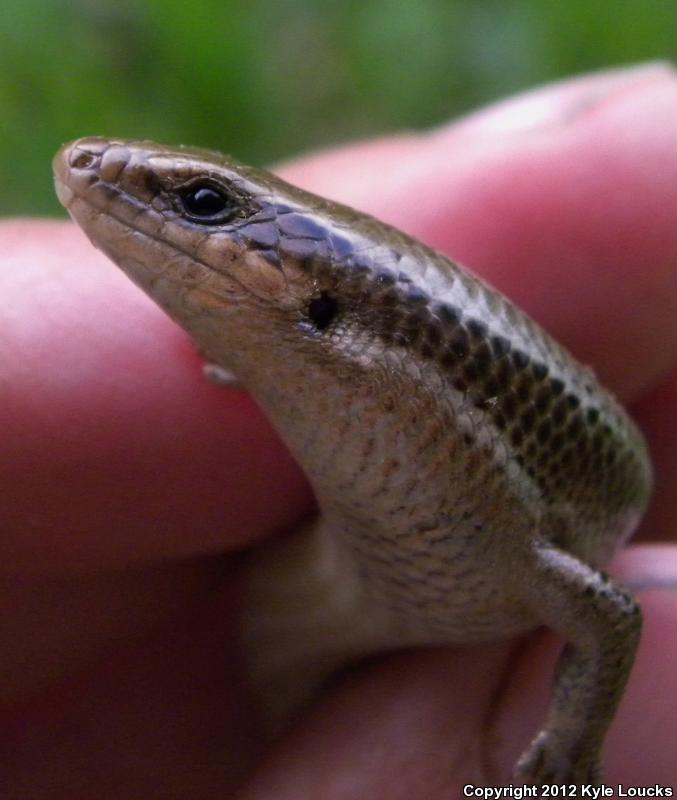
[307, 292, 339, 330]
[176, 180, 239, 224]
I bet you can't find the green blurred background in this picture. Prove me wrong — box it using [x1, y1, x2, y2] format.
[1, 0, 675, 216]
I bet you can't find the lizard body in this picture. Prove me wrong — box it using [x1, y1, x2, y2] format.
[53, 137, 652, 784]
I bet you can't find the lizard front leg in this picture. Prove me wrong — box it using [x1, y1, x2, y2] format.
[514, 540, 642, 785]
[241, 518, 393, 732]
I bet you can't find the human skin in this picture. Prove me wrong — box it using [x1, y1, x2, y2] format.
[1, 64, 676, 798]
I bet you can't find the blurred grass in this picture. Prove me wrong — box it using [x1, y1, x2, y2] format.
[0, 0, 674, 215]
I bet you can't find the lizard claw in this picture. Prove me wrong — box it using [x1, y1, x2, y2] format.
[514, 731, 602, 787]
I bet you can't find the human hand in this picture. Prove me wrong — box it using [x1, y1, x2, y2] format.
[2, 63, 676, 798]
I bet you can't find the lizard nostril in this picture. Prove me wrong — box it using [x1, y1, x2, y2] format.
[70, 150, 97, 170]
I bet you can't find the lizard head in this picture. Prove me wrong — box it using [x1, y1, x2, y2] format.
[53, 136, 428, 386]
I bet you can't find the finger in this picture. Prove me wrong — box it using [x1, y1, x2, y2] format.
[0, 220, 312, 569]
[633, 374, 676, 542]
[235, 644, 515, 799]
[3, 65, 674, 799]
[1, 578, 260, 798]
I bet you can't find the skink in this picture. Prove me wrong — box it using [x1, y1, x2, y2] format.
[53, 137, 652, 785]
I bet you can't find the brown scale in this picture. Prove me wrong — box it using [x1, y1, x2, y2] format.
[387, 304, 641, 519]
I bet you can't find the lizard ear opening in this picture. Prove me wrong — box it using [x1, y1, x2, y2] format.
[307, 292, 339, 330]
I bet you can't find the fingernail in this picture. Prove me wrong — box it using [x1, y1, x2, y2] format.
[439, 61, 676, 137]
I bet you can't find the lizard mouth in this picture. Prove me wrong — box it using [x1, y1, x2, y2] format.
[53, 173, 74, 209]
[53, 140, 91, 210]
[52, 137, 278, 329]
